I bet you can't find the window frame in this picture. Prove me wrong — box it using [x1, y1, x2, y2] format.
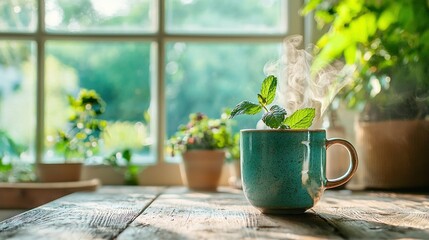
[1, 0, 304, 185]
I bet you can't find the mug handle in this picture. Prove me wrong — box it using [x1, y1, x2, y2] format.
[325, 138, 359, 189]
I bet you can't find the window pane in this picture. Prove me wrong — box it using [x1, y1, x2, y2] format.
[165, 42, 281, 144]
[45, 0, 156, 33]
[0, 41, 36, 163]
[44, 41, 154, 164]
[0, 0, 37, 32]
[166, 0, 287, 34]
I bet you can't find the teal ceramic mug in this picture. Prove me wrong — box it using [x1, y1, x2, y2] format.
[241, 129, 358, 214]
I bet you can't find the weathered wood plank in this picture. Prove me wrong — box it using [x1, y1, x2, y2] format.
[1, 186, 428, 239]
[0, 186, 164, 240]
[313, 190, 429, 239]
[118, 187, 341, 240]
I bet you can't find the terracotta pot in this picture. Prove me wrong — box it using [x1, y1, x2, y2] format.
[356, 120, 429, 189]
[37, 163, 83, 182]
[180, 150, 225, 191]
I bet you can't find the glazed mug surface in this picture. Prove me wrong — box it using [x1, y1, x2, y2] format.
[241, 129, 358, 214]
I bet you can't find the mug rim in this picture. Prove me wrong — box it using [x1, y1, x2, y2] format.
[241, 129, 325, 133]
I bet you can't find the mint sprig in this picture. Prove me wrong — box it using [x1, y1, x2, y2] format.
[262, 105, 286, 129]
[283, 107, 316, 129]
[230, 75, 315, 129]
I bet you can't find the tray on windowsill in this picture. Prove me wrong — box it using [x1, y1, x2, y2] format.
[0, 178, 101, 209]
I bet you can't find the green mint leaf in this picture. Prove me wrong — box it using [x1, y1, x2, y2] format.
[283, 108, 316, 129]
[260, 75, 277, 105]
[262, 105, 287, 129]
[230, 101, 262, 118]
[257, 94, 266, 105]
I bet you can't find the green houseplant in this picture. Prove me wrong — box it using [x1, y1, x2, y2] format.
[303, 0, 429, 189]
[169, 112, 232, 191]
[0, 130, 32, 182]
[39, 89, 107, 182]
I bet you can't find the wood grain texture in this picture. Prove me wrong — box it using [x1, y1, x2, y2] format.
[313, 190, 429, 239]
[0, 186, 163, 240]
[1, 186, 428, 240]
[117, 187, 340, 240]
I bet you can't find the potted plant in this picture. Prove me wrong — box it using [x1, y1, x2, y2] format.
[39, 89, 107, 182]
[303, 0, 429, 189]
[169, 112, 233, 191]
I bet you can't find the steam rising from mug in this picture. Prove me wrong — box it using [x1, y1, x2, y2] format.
[264, 35, 354, 121]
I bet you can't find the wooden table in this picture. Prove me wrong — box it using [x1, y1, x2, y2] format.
[0, 186, 428, 239]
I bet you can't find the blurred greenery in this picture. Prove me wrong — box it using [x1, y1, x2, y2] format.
[303, 0, 429, 121]
[103, 121, 148, 153]
[0, 130, 24, 161]
[46, 41, 152, 122]
[46, 0, 153, 32]
[104, 148, 144, 185]
[0, 41, 36, 155]
[166, 43, 280, 137]
[43, 42, 153, 162]
[168, 112, 233, 155]
[0, 0, 36, 32]
[52, 89, 108, 161]
[0, 130, 35, 182]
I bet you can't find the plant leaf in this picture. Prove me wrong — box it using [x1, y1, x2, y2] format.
[122, 149, 132, 163]
[260, 75, 277, 105]
[262, 105, 287, 129]
[257, 94, 266, 105]
[230, 101, 262, 118]
[283, 108, 315, 129]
